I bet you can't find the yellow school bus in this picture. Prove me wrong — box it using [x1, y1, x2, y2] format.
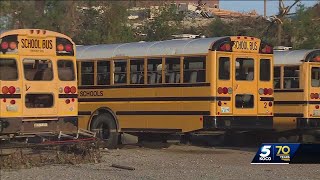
[273, 49, 320, 137]
[0, 29, 78, 137]
[76, 36, 274, 148]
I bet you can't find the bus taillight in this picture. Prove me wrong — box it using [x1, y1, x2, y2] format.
[64, 86, 71, 94]
[310, 93, 319, 99]
[259, 88, 273, 95]
[316, 105, 319, 109]
[264, 88, 268, 95]
[2, 86, 9, 94]
[65, 99, 71, 104]
[70, 86, 76, 94]
[8, 86, 16, 94]
[218, 87, 230, 94]
[10, 100, 15, 105]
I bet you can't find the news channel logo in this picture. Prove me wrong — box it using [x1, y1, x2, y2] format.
[251, 144, 300, 164]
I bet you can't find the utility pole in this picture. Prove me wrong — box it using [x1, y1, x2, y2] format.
[277, 0, 282, 45]
[264, 0, 267, 18]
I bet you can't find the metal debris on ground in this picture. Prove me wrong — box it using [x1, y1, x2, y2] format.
[111, 164, 135, 171]
[0, 140, 101, 169]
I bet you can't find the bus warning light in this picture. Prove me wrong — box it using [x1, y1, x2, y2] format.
[65, 44, 72, 52]
[57, 44, 64, 51]
[1, 42, 8, 49]
[9, 42, 17, 50]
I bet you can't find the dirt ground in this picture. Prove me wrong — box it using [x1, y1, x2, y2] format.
[0, 143, 319, 180]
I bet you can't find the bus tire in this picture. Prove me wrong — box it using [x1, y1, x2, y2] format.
[91, 113, 118, 149]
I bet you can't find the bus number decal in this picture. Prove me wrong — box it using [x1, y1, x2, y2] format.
[264, 102, 267, 108]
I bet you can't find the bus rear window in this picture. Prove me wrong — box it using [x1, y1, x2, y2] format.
[0, 59, 18, 80]
[260, 59, 271, 81]
[25, 94, 54, 108]
[58, 60, 75, 81]
[23, 59, 53, 81]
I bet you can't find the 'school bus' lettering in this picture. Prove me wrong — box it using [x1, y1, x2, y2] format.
[233, 40, 258, 52]
[20, 38, 53, 49]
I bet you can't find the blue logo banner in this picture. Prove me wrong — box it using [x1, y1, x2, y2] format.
[252, 143, 300, 164]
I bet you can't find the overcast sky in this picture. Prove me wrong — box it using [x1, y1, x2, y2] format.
[220, 0, 318, 16]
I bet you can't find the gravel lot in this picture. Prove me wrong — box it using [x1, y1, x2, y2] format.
[1, 143, 319, 180]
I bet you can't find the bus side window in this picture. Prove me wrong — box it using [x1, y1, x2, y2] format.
[183, 56, 206, 83]
[311, 67, 320, 87]
[274, 67, 281, 89]
[114, 60, 127, 84]
[97, 61, 110, 85]
[0, 59, 18, 80]
[165, 57, 180, 83]
[284, 66, 299, 89]
[218, 57, 230, 80]
[147, 58, 162, 84]
[81, 61, 94, 85]
[130, 59, 144, 84]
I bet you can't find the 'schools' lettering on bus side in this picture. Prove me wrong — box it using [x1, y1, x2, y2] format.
[20, 38, 53, 49]
[80, 91, 104, 97]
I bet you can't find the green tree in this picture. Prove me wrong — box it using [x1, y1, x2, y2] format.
[74, 2, 135, 44]
[143, 4, 184, 41]
[205, 18, 232, 37]
[288, 4, 320, 49]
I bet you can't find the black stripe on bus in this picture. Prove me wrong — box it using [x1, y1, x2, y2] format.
[0, 94, 21, 99]
[116, 111, 210, 116]
[121, 128, 182, 133]
[274, 101, 320, 105]
[260, 97, 274, 101]
[59, 94, 78, 98]
[78, 83, 210, 89]
[78, 96, 231, 102]
[274, 113, 304, 117]
[274, 89, 304, 92]
[78, 111, 92, 116]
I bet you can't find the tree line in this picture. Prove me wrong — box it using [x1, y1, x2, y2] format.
[0, 1, 319, 49]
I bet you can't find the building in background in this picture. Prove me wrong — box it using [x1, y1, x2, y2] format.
[133, 0, 219, 8]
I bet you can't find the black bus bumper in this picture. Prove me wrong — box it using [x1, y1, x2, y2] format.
[297, 118, 320, 129]
[0, 116, 78, 134]
[203, 116, 273, 130]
